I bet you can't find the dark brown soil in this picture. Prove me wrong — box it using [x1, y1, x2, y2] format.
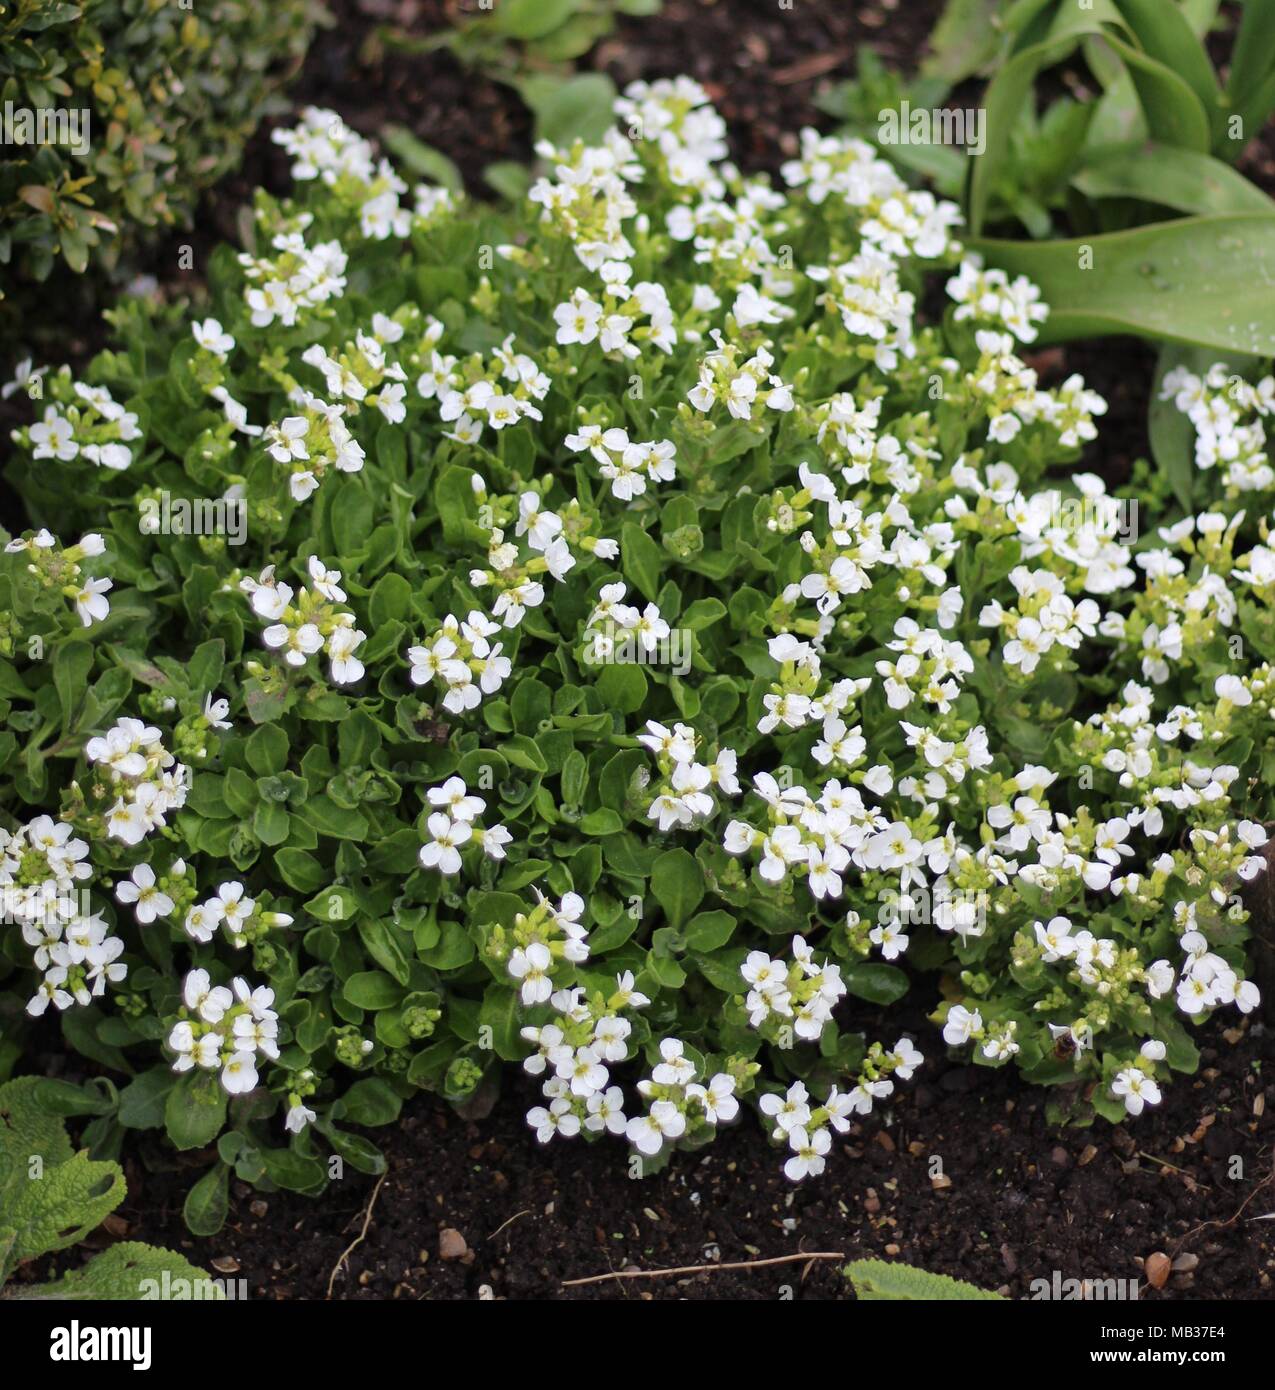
[22, 1008, 1260, 1301]
[6, 0, 1275, 1302]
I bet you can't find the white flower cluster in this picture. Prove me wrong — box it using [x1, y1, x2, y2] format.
[762, 1036, 923, 1180]
[4, 529, 112, 627]
[582, 580, 671, 665]
[271, 106, 455, 242]
[640, 718, 740, 832]
[2, 814, 127, 1018]
[741, 935, 845, 1043]
[780, 128, 962, 261]
[626, 1040, 739, 1156]
[967, 329, 1106, 447]
[168, 968, 279, 1095]
[725, 772, 898, 901]
[27, 380, 141, 471]
[469, 486, 579, 628]
[238, 214, 349, 330]
[418, 327, 550, 448]
[418, 776, 512, 875]
[522, 974, 648, 1142]
[1162, 360, 1274, 495]
[807, 247, 918, 371]
[506, 890, 592, 1005]
[525, 130, 640, 271]
[687, 331, 794, 420]
[553, 260, 676, 361]
[979, 565, 1103, 675]
[564, 421, 677, 501]
[263, 396, 366, 502]
[946, 258, 1048, 343]
[614, 77, 730, 197]
[301, 314, 410, 423]
[240, 558, 367, 684]
[406, 609, 511, 713]
[86, 717, 190, 845]
[180, 878, 291, 948]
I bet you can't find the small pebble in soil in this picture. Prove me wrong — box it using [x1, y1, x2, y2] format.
[1144, 1252, 1171, 1289]
[439, 1228, 469, 1262]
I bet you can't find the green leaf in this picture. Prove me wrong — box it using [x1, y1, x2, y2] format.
[502, 734, 548, 773]
[595, 662, 648, 713]
[1097, 29, 1211, 153]
[1072, 143, 1275, 217]
[650, 848, 704, 929]
[844, 961, 910, 1005]
[301, 794, 370, 840]
[970, 35, 1078, 234]
[358, 917, 413, 985]
[304, 885, 358, 922]
[845, 1259, 1006, 1301]
[19, 1240, 224, 1300]
[484, 161, 532, 202]
[183, 1162, 229, 1236]
[343, 971, 408, 1010]
[970, 215, 1275, 354]
[490, 0, 576, 39]
[258, 1146, 325, 1193]
[187, 638, 225, 696]
[275, 848, 328, 894]
[53, 640, 93, 727]
[369, 572, 412, 626]
[478, 987, 524, 1061]
[620, 520, 664, 602]
[245, 723, 289, 775]
[922, 0, 1004, 84]
[338, 1078, 403, 1126]
[117, 1066, 176, 1130]
[682, 910, 736, 952]
[164, 1069, 228, 1151]
[1108, 0, 1219, 126]
[0, 1078, 126, 1266]
[519, 73, 619, 147]
[380, 126, 463, 193]
[1226, 0, 1275, 157]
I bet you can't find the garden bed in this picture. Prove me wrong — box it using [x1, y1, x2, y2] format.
[64, 1012, 1270, 1300]
[5, 0, 1275, 1307]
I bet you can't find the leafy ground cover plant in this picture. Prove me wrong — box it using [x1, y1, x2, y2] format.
[0, 78, 1269, 1225]
[0, 0, 322, 287]
[0, 1075, 219, 1297]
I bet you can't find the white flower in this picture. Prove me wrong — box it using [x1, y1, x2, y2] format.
[114, 862, 173, 924]
[942, 1003, 982, 1046]
[626, 1099, 686, 1155]
[419, 813, 472, 875]
[285, 1102, 317, 1133]
[783, 1126, 831, 1181]
[192, 318, 235, 356]
[509, 941, 553, 1005]
[1111, 1067, 1161, 1116]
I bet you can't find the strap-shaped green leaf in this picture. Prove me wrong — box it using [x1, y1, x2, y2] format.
[969, 214, 1275, 354]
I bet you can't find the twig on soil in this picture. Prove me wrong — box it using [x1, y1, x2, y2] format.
[487, 1209, 531, 1241]
[562, 1250, 846, 1287]
[1137, 1151, 1212, 1189]
[327, 1171, 388, 1299]
[1171, 1145, 1275, 1252]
